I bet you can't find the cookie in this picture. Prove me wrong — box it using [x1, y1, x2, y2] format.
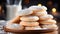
[20, 16, 39, 21]
[25, 26, 41, 30]
[6, 24, 24, 30]
[16, 9, 33, 16]
[42, 24, 58, 30]
[39, 14, 53, 20]
[20, 21, 39, 27]
[34, 11, 47, 16]
[40, 20, 56, 24]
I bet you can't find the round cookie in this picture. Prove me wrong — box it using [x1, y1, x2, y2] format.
[42, 24, 58, 30]
[41, 6, 47, 10]
[40, 20, 56, 24]
[6, 21, 14, 26]
[34, 11, 47, 16]
[25, 26, 41, 30]
[20, 16, 39, 21]
[29, 6, 48, 16]
[16, 9, 33, 16]
[29, 6, 47, 11]
[39, 14, 53, 20]
[6, 24, 24, 30]
[20, 21, 39, 27]
[29, 6, 42, 10]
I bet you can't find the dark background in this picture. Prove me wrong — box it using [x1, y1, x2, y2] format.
[0, 0, 60, 20]
[22, 0, 60, 12]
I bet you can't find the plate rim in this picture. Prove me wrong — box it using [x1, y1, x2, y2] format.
[3, 26, 56, 33]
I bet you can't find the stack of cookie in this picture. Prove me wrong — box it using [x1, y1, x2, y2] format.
[28, 6, 58, 30]
[6, 5, 58, 30]
[19, 9, 41, 30]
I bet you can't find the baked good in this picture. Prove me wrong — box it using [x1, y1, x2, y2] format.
[20, 16, 39, 21]
[6, 5, 58, 30]
[40, 20, 56, 24]
[41, 6, 47, 10]
[39, 14, 53, 20]
[6, 24, 24, 30]
[34, 11, 47, 16]
[20, 21, 39, 27]
[25, 26, 41, 30]
[42, 24, 58, 30]
[16, 9, 33, 16]
[29, 6, 47, 11]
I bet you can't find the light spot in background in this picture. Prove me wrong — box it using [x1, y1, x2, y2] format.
[38, 4, 42, 6]
[52, 8, 56, 13]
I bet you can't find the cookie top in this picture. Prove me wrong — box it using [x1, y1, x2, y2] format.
[20, 16, 39, 21]
[16, 9, 33, 16]
[29, 6, 47, 11]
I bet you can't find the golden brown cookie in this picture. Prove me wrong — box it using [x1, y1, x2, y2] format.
[6, 24, 24, 30]
[20, 21, 39, 27]
[25, 26, 41, 30]
[39, 14, 53, 20]
[40, 20, 56, 24]
[20, 16, 39, 21]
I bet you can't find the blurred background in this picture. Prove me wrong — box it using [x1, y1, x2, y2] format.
[0, 0, 60, 21]
[0, 0, 60, 34]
